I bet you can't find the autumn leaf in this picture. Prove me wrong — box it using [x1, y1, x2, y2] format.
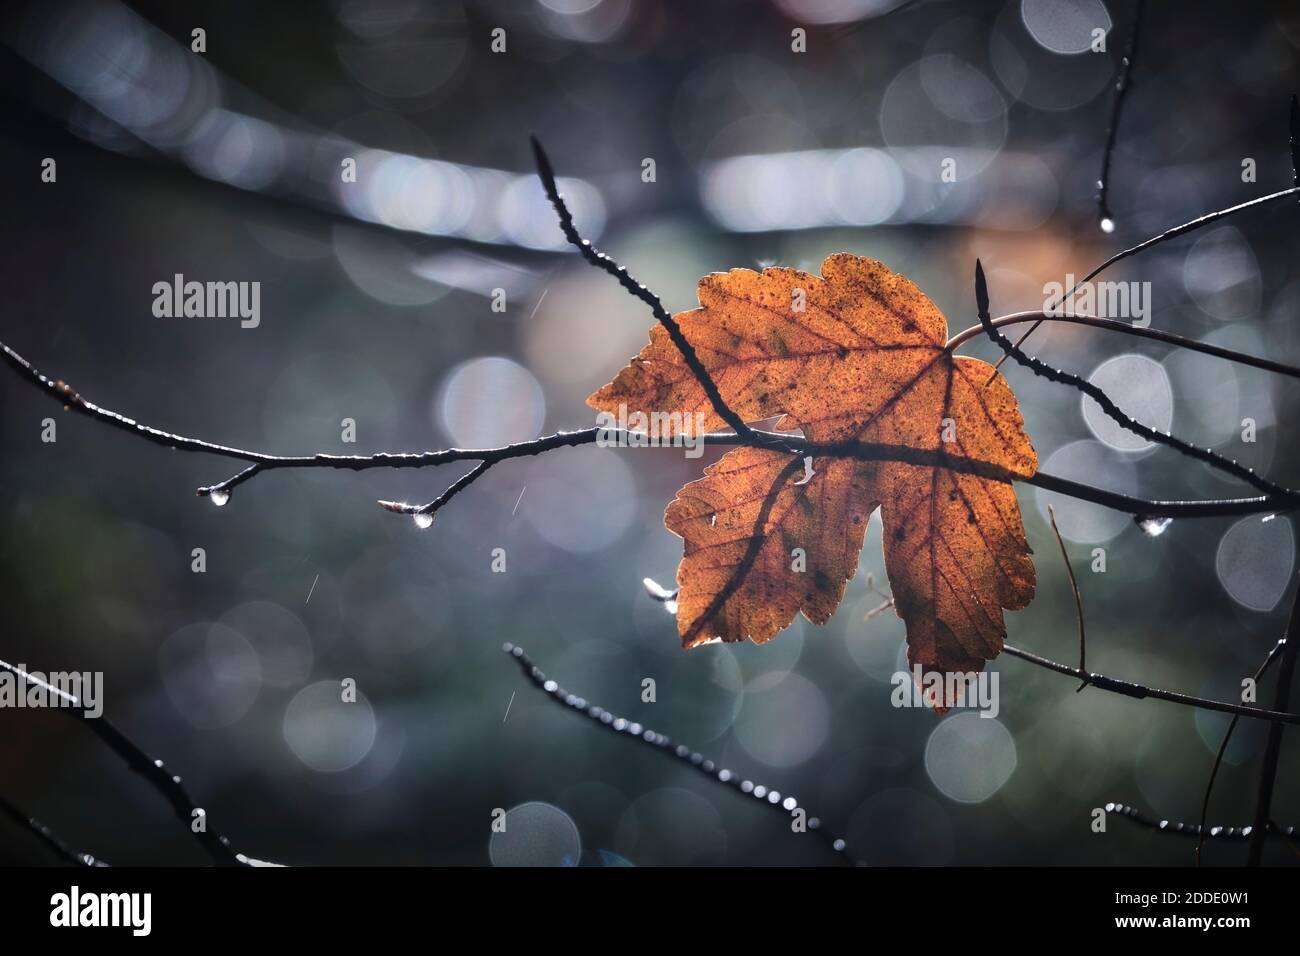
[588, 254, 1036, 676]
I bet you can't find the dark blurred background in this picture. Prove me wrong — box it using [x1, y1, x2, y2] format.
[0, 0, 1298, 866]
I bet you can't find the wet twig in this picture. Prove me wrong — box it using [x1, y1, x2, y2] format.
[995, 180, 1300, 370]
[974, 260, 1292, 499]
[945, 310, 1300, 379]
[996, 643, 1300, 726]
[1247, 576, 1300, 864]
[0, 658, 268, 867]
[1045, 505, 1088, 691]
[1105, 801, 1296, 842]
[1095, 0, 1146, 231]
[1196, 637, 1288, 865]
[7, 331, 1292, 519]
[502, 642, 859, 865]
[644, 575, 1300, 726]
[997, 91, 1300, 369]
[0, 793, 104, 867]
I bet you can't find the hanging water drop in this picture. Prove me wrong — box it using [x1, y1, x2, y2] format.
[1099, 216, 1115, 234]
[413, 512, 434, 530]
[209, 489, 230, 507]
[1135, 515, 1171, 537]
[642, 577, 679, 615]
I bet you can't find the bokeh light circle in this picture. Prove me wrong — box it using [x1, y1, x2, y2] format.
[436, 356, 546, 448]
[924, 712, 1018, 803]
[1020, 0, 1111, 55]
[734, 671, 829, 767]
[159, 622, 262, 729]
[489, 801, 582, 867]
[1215, 516, 1295, 611]
[524, 447, 637, 553]
[283, 681, 378, 772]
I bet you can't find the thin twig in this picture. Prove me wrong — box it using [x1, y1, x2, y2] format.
[1195, 637, 1288, 865]
[996, 181, 1300, 370]
[9, 326, 1286, 519]
[0, 793, 104, 866]
[121, 427, 1300, 522]
[530, 135, 793, 456]
[861, 574, 896, 620]
[647, 574, 1300, 725]
[502, 642, 859, 865]
[1247, 574, 1300, 864]
[974, 260, 1294, 499]
[6, 310, 1299, 517]
[0, 658, 257, 867]
[1046, 505, 1088, 690]
[1096, 0, 1146, 231]
[1024, 471, 1289, 519]
[998, 643, 1300, 726]
[378, 461, 491, 520]
[946, 311, 1300, 379]
[1105, 801, 1296, 841]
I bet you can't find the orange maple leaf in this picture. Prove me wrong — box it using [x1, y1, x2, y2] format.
[589, 254, 1036, 675]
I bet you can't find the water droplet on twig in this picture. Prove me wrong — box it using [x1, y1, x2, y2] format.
[209, 489, 230, 507]
[642, 577, 679, 615]
[1135, 515, 1171, 537]
[413, 512, 434, 530]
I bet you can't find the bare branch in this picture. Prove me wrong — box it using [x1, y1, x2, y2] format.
[5, 331, 1294, 521]
[975, 260, 1295, 499]
[378, 461, 491, 524]
[1046, 505, 1088, 691]
[0, 793, 104, 866]
[530, 135, 793, 456]
[502, 642, 858, 865]
[998, 181, 1300, 367]
[1095, 0, 1146, 231]
[861, 574, 896, 620]
[1247, 575, 1300, 864]
[1196, 637, 1288, 865]
[8, 139, 1300, 523]
[0, 340, 272, 469]
[946, 310, 1300, 380]
[1105, 801, 1296, 842]
[645, 571, 1300, 725]
[998, 643, 1300, 726]
[0, 658, 264, 867]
